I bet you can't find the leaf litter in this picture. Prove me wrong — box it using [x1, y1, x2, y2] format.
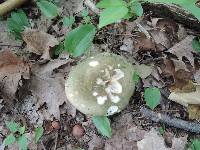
[1, 0, 200, 149]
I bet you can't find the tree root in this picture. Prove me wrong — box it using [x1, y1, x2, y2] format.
[0, 0, 27, 16]
[140, 107, 200, 134]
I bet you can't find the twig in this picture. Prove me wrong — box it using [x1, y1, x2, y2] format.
[140, 107, 200, 133]
[135, 20, 151, 39]
[54, 132, 58, 150]
[84, 0, 100, 15]
[0, 0, 27, 16]
[41, 141, 47, 150]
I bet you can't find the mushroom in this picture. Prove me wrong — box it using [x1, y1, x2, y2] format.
[65, 53, 135, 116]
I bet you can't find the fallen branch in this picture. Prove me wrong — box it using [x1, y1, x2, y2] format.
[0, 0, 27, 16]
[140, 107, 200, 134]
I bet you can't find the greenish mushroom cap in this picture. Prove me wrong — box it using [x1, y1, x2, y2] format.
[65, 53, 135, 116]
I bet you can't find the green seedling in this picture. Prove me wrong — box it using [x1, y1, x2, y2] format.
[144, 87, 161, 110]
[3, 121, 27, 150]
[3, 121, 44, 150]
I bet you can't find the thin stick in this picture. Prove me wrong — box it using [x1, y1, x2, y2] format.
[140, 107, 200, 133]
[135, 20, 151, 39]
[0, 0, 27, 16]
[84, 0, 100, 15]
[54, 132, 58, 150]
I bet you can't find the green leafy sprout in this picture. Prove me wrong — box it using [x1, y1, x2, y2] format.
[144, 87, 161, 110]
[3, 121, 44, 150]
[188, 139, 200, 150]
[92, 116, 112, 138]
[7, 9, 30, 40]
[36, 0, 59, 19]
[192, 37, 200, 53]
[3, 121, 27, 150]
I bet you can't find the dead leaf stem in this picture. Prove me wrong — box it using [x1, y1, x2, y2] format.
[140, 107, 200, 133]
[0, 0, 27, 16]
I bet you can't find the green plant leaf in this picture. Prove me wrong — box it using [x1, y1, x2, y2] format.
[130, 1, 143, 16]
[17, 135, 28, 150]
[192, 37, 200, 53]
[5, 121, 20, 133]
[144, 87, 161, 109]
[53, 42, 64, 55]
[81, 9, 89, 17]
[18, 126, 26, 135]
[34, 127, 44, 143]
[64, 24, 96, 57]
[188, 139, 200, 150]
[98, 6, 129, 28]
[7, 10, 30, 39]
[96, 0, 127, 8]
[36, 0, 58, 19]
[63, 16, 75, 27]
[132, 72, 140, 84]
[3, 134, 16, 146]
[158, 127, 165, 135]
[92, 116, 112, 138]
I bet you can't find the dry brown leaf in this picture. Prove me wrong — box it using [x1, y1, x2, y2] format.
[142, 67, 165, 88]
[150, 29, 171, 51]
[194, 69, 200, 84]
[0, 50, 30, 102]
[159, 59, 193, 91]
[168, 35, 196, 68]
[105, 113, 146, 150]
[188, 105, 200, 120]
[22, 29, 59, 60]
[88, 135, 104, 150]
[134, 32, 156, 53]
[30, 59, 76, 119]
[169, 85, 200, 107]
[137, 128, 187, 150]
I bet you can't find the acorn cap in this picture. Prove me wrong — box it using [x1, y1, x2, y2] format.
[65, 53, 135, 116]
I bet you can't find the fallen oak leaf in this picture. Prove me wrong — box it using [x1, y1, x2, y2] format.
[137, 128, 187, 150]
[0, 50, 29, 102]
[29, 59, 76, 119]
[105, 113, 147, 150]
[159, 59, 193, 91]
[22, 29, 59, 60]
[168, 35, 196, 68]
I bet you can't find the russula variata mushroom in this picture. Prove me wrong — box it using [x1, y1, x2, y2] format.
[65, 53, 135, 116]
[0, 0, 27, 16]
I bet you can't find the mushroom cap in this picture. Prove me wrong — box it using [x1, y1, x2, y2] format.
[65, 53, 135, 116]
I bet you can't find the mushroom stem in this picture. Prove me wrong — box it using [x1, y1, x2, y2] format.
[0, 0, 27, 16]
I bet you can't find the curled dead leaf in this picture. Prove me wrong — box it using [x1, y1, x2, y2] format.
[22, 29, 59, 60]
[134, 32, 156, 53]
[0, 50, 29, 102]
[29, 59, 75, 119]
[169, 84, 200, 120]
[169, 84, 200, 107]
[159, 59, 193, 91]
[168, 35, 196, 68]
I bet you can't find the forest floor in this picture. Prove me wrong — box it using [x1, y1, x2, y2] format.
[1, 0, 200, 150]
